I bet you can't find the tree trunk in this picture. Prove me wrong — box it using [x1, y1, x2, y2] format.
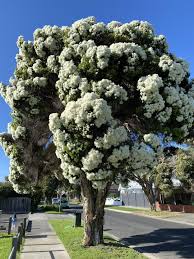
[145, 189, 156, 211]
[190, 179, 194, 204]
[81, 175, 111, 246]
[140, 181, 157, 211]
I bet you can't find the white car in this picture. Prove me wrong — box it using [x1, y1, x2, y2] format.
[52, 198, 60, 204]
[105, 197, 122, 206]
[52, 197, 69, 208]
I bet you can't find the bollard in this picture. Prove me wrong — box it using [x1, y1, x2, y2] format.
[23, 218, 27, 237]
[17, 225, 22, 251]
[26, 220, 32, 232]
[12, 236, 18, 259]
[8, 216, 12, 235]
[74, 211, 81, 227]
[21, 222, 24, 236]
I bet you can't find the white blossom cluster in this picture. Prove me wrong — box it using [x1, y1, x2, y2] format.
[159, 55, 188, 85]
[50, 98, 130, 188]
[94, 126, 128, 149]
[129, 133, 163, 175]
[92, 79, 128, 104]
[82, 149, 104, 171]
[108, 145, 130, 168]
[0, 134, 28, 192]
[60, 161, 81, 184]
[143, 133, 161, 149]
[130, 143, 155, 174]
[0, 79, 42, 115]
[164, 86, 194, 134]
[137, 74, 165, 118]
[137, 73, 194, 134]
[0, 135, 14, 158]
[33, 25, 63, 57]
[8, 124, 26, 140]
[60, 93, 112, 131]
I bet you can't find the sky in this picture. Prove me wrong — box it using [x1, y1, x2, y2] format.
[0, 0, 194, 180]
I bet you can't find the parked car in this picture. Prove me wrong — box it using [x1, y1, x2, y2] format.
[52, 198, 60, 205]
[60, 198, 69, 209]
[52, 197, 69, 208]
[105, 197, 122, 206]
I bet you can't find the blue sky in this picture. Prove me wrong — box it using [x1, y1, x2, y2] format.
[0, 0, 194, 180]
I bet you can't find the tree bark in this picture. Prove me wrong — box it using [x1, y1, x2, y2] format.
[81, 175, 111, 246]
[190, 179, 194, 204]
[143, 187, 157, 211]
[137, 178, 157, 211]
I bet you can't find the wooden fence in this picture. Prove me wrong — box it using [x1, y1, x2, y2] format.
[0, 197, 31, 213]
[121, 191, 150, 208]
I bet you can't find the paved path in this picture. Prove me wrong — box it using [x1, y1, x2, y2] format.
[104, 210, 194, 259]
[20, 213, 70, 259]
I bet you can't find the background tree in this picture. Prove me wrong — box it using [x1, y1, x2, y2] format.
[124, 136, 176, 210]
[0, 178, 19, 198]
[1, 17, 194, 246]
[176, 148, 194, 203]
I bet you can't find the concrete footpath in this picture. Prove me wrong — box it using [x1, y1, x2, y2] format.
[20, 213, 70, 259]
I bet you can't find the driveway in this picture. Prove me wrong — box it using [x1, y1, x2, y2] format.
[104, 210, 194, 259]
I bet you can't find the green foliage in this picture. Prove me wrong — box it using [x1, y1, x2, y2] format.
[39, 204, 59, 212]
[176, 149, 194, 189]
[0, 181, 19, 198]
[154, 160, 174, 197]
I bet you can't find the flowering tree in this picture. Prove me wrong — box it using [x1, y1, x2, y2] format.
[1, 17, 194, 246]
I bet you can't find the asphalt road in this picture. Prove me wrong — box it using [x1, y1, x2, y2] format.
[104, 210, 194, 259]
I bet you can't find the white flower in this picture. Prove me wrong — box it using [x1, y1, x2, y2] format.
[159, 54, 188, 84]
[96, 46, 111, 69]
[82, 149, 104, 171]
[33, 77, 47, 87]
[49, 113, 61, 132]
[32, 59, 43, 73]
[47, 55, 59, 73]
[143, 133, 161, 149]
[61, 93, 112, 131]
[129, 142, 157, 174]
[92, 79, 128, 104]
[110, 42, 147, 61]
[108, 145, 130, 168]
[137, 74, 165, 118]
[95, 126, 128, 149]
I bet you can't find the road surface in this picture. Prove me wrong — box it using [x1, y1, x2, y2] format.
[104, 210, 194, 259]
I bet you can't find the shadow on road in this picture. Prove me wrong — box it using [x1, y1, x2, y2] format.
[120, 228, 194, 258]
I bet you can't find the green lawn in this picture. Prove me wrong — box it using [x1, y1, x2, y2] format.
[106, 206, 180, 217]
[49, 219, 146, 259]
[0, 233, 13, 259]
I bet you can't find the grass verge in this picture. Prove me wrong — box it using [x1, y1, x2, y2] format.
[49, 219, 146, 259]
[0, 233, 13, 259]
[106, 206, 181, 217]
[46, 210, 64, 214]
